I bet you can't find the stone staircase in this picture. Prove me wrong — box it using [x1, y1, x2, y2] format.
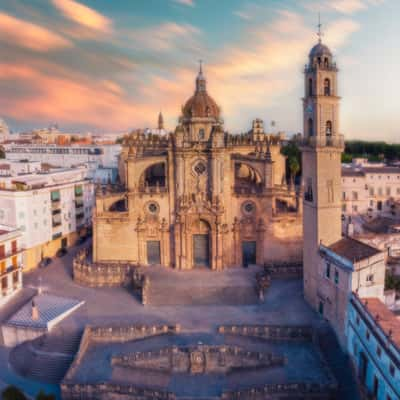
[316, 324, 361, 400]
[9, 329, 82, 384]
[145, 282, 259, 306]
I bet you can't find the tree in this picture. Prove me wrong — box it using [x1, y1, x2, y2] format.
[35, 391, 55, 400]
[288, 157, 300, 187]
[1, 386, 27, 400]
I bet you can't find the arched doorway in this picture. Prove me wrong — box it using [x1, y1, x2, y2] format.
[192, 219, 211, 268]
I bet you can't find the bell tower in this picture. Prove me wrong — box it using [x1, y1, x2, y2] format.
[301, 26, 344, 307]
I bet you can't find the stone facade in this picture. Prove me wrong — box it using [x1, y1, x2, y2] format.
[92, 66, 301, 271]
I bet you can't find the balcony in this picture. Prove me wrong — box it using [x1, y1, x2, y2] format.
[75, 199, 84, 207]
[1, 267, 22, 298]
[0, 248, 24, 263]
[299, 134, 344, 149]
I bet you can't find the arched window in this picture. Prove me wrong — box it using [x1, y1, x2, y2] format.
[326, 120, 332, 137]
[324, 78, 331, 96]
[324, 57, 329, 67]
[308, 118, 314, 137]
[308, 78, 313, 97]
[198, 128, 205, 139]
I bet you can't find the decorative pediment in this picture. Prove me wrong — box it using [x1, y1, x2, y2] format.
[112, 345, 284, 375]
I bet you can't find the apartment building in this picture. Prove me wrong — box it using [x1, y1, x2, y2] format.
[0, 225, 23, 306]
[342, 161, 400, 216]
[347, 294, 399, 400]
[0, 167, 94, 270]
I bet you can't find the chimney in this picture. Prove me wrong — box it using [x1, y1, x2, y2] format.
[31, 300, 39, 321]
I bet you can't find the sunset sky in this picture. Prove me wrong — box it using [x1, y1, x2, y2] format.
[0, 0, 398, 141]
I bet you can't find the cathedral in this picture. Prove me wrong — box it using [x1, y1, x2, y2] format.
[92, 65, 301, 270]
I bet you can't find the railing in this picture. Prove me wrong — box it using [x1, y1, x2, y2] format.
[137, 185, 168, 194]
[0, 248, 24, 262]
[304, 63, 338, 73]
[300, 134, 344, 149]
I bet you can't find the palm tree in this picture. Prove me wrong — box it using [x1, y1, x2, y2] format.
[288, 156, 300, 188]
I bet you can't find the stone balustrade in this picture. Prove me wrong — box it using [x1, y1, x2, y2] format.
[221, 382, 338, 399]
[61, 383, 176, 400]
[218, 324, 314, 341]
[264, 261, 303, 278]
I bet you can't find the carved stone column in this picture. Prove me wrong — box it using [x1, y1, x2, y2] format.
[160, 218, 170, 267]
[136, 217, 147, 266]
[256, 218, 266, 265]
[232, 217, 241, 267]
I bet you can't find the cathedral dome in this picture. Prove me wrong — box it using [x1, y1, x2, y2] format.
[182, 64, 220, 119]
[309, 42, 332, 58]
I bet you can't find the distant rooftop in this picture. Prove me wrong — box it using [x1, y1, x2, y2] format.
[328, 237, 382, 263]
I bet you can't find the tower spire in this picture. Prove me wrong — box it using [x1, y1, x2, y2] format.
[195, 60, 206, 92]
[317, 13, 323, 43]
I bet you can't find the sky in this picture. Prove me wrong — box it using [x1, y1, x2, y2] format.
[0, 0, 398, 141]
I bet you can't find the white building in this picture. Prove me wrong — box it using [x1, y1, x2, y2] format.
[0, 160, 42, 177]
[0, 167, 94, 270]
[0, 225, 23, 307]
[4, 143, 121, 171]
[342, 161, 400, 216]
[347, 294, 400, 400]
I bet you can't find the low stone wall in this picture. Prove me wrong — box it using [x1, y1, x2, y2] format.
[221, 382, 338, 399]
[62, 323, 180, 397]
[264, 261, 303, 278]
[218, 324, 313, 341]
[61, 384, 176, 400]
[1, 325, 46, 348]
[73, 259, 135, 287]
[88, 324, 179, 343]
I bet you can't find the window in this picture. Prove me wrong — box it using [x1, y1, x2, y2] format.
[366, 330, 370, 340]
[51, 190, 60, 202]
[305, 178, 313, 202]
[308, 78, 313, 96]
[353, 205, 358, 212]
[198, 128, 205, 140]
[370, 200, 374, 207]
[342, 192, 346, 201]
[326, 120, 332, 136]
[325, 262, 331, 278]
[334, 269, 339, 285]
[352, 191, 358, 200]
[34, 222, 38, 229]
[372, 376, 379, 398]
[378, 188, 383, 196]
[324, 78, 331, 96]
[342, 204, 347, 212]
[18, 212, 25, 219]
[308, 118, 314, 137]
[370, 187, 374, 196]
[376, 346, 381, 358]
[386, 187, 391, 196]
[397, 188, 400, 195]
[389, 363, 395, 377]
[366, 274, 374, 282]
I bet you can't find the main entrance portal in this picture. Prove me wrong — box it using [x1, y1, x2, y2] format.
[193, 234, 209, 267]
[242, 241, 256, 268]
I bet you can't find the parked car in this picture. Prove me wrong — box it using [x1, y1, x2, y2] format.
[56, 248, 68, 258]
[39, 257, 52, 268]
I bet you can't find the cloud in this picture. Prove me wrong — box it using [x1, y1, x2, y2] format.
[51, 0, 112, 33]
[0, 12, 71, 52]
[126, 22, 201, 52]
[172, 0, 195, 7]
[304, 0, 384, 15]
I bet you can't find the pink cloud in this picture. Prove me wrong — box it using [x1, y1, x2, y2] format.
[52, 0, 112, 33]
[0, 12, 71, 51]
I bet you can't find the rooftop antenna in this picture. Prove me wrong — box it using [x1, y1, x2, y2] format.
[317, 13, 323, 43]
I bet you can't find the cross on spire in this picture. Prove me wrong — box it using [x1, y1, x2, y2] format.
[199, 59, 203, 74]
[317, 13, 323, 43]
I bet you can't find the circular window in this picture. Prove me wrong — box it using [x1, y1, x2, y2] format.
[242, 201, 255, 215]
[193, 161, 206, 176]
[147, 202, 159, 214]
